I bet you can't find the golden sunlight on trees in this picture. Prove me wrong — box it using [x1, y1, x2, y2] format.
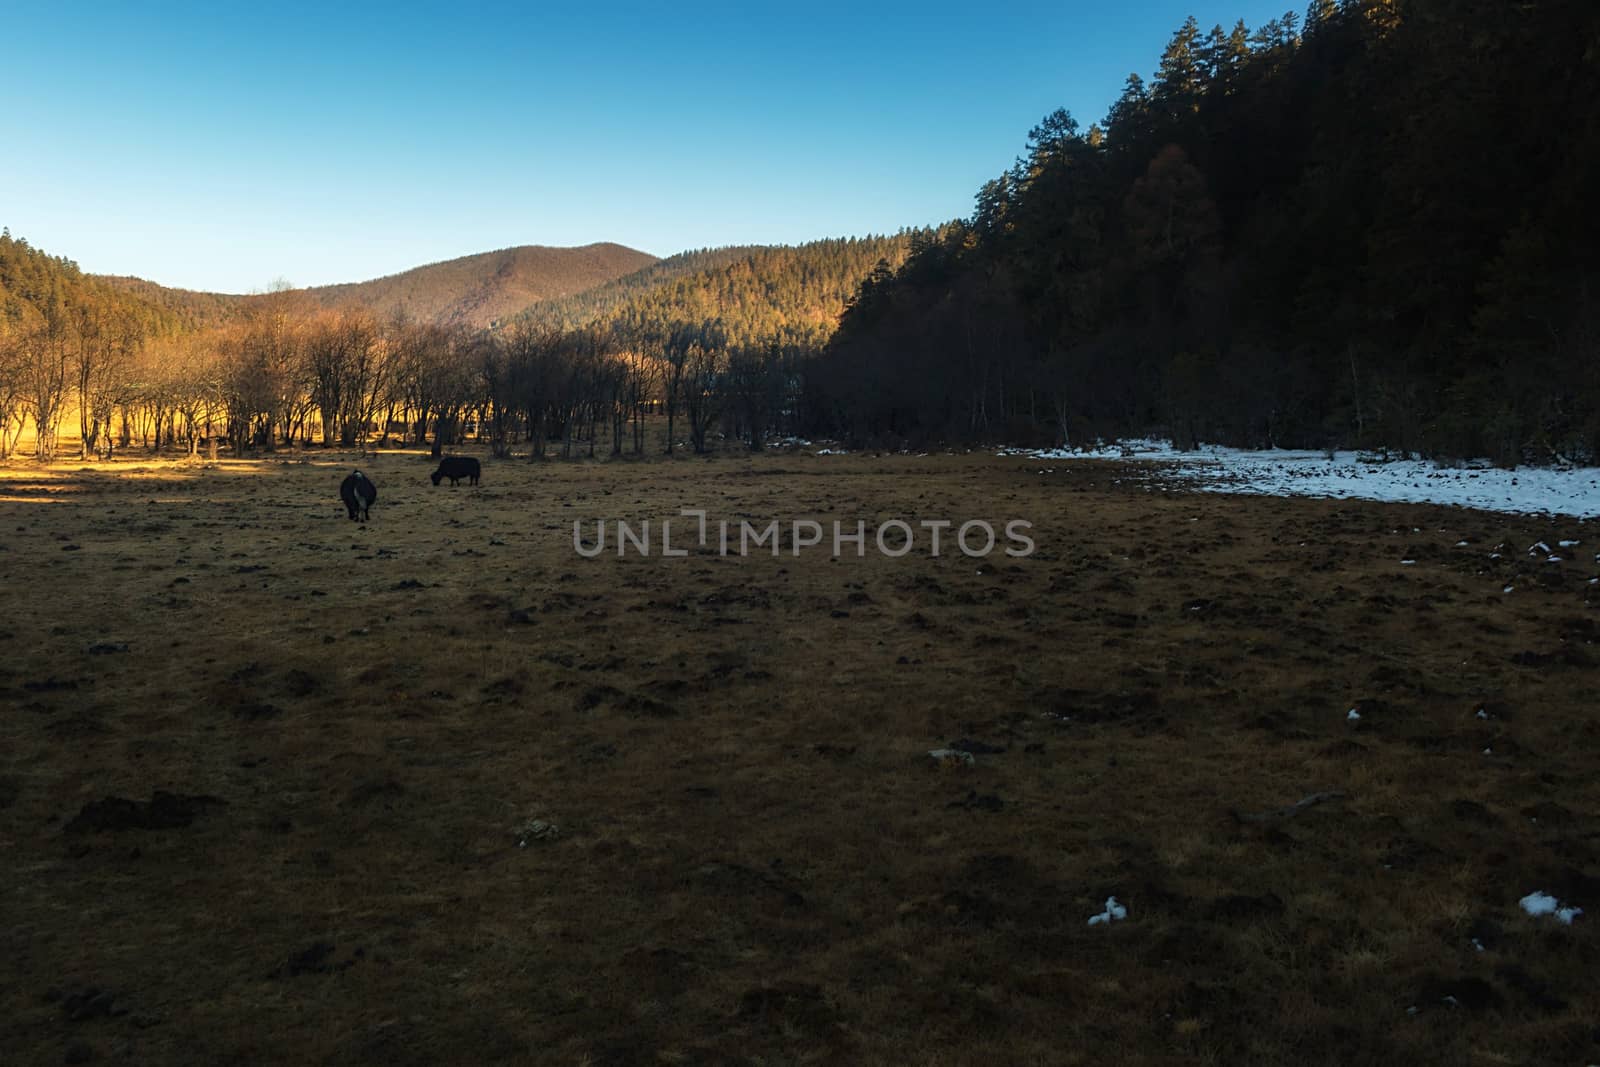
[2, 227, 917, 464]
[22, 298, 75, 463]
[0, 316, 29, 459]
[304, 308, 389, 448]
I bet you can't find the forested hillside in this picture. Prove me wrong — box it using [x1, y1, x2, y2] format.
[809, 0, 1600, 463]
[514, 236, 919, 350]
[0, 230, 181, 460]
[295, 243, 659, 329]
[99, 275, 244, 332]
[100, 243, 659, 332]
[509, 248, 767, 333]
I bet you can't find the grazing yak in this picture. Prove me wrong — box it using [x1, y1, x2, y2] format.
[340, 470, 378, 521]
[431, 456, 481, 487]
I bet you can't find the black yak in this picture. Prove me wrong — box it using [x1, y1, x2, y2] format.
[340, 470, 377, 521]
[431, 456, 481, 487]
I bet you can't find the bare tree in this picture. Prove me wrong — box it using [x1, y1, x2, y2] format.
[621, 346, 660, 455]
[661, 325, 695, 456]
[501, 321, 558, 459]
[394, 320, 477, 457]
[683, 322, 727, 454]
[21, 298, 74, 462]
[604, 349, 628, 457]
[304, 307, 384, 447]
[152, 336, 224, 456]
[723, 338, 788, 451]
[304, 311, 351, 447]
[567, 327, 614, 458]
[75, 304, 142, 459]
[347, 315, 395, 453]
[478, 333, 519, 459]
[0, 316, 28, 459]
[220, 292, 305, 453]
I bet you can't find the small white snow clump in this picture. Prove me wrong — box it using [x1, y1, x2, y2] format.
[1520, 891, 1583, 925]
[1087, 897, 1128, 926]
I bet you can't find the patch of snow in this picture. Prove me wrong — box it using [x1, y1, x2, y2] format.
[1347, 708, 1362, 722]
[1470, 938, 1485, 952]
[1559, 539, 1580, 547]
[813, 448, 848, 456]
[1475, 709, 1490, 720]
[1520, 890, 1583, 924]
[1003, 440, 1600, 518]
[1087, 896, 1128, 926]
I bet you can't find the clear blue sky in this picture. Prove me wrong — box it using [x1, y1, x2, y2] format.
[1, 1, 1300, 293]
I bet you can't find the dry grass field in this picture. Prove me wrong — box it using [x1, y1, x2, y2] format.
[2, 446, 1597, 1065]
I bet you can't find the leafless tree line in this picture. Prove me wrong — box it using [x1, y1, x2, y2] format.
[0, 294, 807, 463]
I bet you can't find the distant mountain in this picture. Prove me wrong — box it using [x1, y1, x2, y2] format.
[297, 243, 659, 329]
[100, 242, 660, 330]
[89, 236, 919, 348]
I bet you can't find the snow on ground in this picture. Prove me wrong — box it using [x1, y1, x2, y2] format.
[999, 440, 1600, 518]
[1087, 896, 1128, 926]
[1519, 890, 1584, 925]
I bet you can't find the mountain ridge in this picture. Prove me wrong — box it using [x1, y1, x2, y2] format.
[89, 236, 922, 345]
[295, 242, 658, 328]
[99, 241, 661, 330]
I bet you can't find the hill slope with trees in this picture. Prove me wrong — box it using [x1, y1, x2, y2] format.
[0, 230, 184, 460]
[511, 236, 920, 350]
[297, 242, 659, 329]
[808, 0, 1600, 463]
[1, 230, 925, 465]
[100, 242, 660, 331]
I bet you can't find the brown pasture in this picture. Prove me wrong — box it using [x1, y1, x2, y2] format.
[1, 448, 1596, 1065]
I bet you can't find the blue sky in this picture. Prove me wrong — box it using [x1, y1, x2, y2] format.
[1, 1, 1300, 292]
